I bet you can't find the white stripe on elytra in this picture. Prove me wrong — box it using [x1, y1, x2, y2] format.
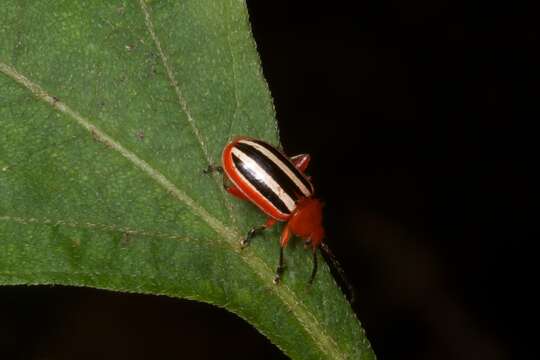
[231, 147, 296, 212]
[239, 139, 311, 197]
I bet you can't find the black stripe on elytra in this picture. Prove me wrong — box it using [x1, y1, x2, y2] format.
[232, 153, 292, 215]
[250, 139, 313, 194]
[236, 141, 313, 200]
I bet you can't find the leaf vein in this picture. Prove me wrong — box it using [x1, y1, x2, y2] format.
[138, 0, 210, 164]
[224, 1, 241, 136]
[138, 0, 240, 228]
[0, 214, 199, 243]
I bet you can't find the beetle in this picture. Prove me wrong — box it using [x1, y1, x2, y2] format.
[212, 136, 353, 294]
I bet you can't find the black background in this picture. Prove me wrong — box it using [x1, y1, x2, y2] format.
[1, 1, 536, 359]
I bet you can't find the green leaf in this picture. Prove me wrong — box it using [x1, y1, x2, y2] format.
[0, 1, 376, 359]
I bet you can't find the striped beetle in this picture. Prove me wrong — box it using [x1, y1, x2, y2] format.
[215, 136, 352, 293]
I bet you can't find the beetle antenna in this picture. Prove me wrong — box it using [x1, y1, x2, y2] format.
[319, 243, 356, 304]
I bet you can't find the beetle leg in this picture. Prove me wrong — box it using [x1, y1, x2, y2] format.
[241, 218, 277, 247]
[308, 247, 318, 284]
[203, 164, 223, 174]
[279, 223, 291, 247]
[226, 184, 249, 200]
[273, 246, 285, 284]
[204, 165, 250, 201]
[242, 225, 265, 247]
[273, 224, 292, 284]
[219, 172, 249, 200]
[290, 153, 311, 173]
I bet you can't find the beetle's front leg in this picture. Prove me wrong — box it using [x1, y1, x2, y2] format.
[203, 164, 223, 174]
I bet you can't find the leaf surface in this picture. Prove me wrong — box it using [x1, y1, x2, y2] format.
[0, 1, 376, 359]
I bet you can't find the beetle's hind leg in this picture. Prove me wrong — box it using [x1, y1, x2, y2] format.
[308, 248, 318, 285]
[273, 246, 285, 284]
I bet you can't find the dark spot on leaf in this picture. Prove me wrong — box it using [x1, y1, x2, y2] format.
[121, 232, 132, 247]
